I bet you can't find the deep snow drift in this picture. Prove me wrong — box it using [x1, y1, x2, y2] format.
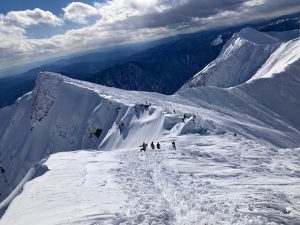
[0, 28, 300, 224]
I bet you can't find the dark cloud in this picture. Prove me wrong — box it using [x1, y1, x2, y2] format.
[112, 0, 248, 29]
[107, 0, 300, 31]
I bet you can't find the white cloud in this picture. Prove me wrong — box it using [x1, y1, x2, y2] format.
[4, 8, 63, 27]
[94, 0, 184, 24]
[63, 2, 99, 24]
[0, 8, 63, 67]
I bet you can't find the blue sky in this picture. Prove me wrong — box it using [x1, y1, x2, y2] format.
[0, 0, 100, 14]
[0, 0, 103, 38]
[1, 0, 300, 73]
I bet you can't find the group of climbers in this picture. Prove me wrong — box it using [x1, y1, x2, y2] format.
[140, 141, 161, 152]
[139, 141, 176, 152]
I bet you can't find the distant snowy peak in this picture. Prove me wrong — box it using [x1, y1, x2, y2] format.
[181, 28, 294, 89]
[236, 27, 280, 44]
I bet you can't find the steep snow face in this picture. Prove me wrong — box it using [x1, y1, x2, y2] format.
[240, 38, 300, 136]
[1, 136, 300, 225]
[182, 28, 282, 89]
[178, 35, 300, 148]
[249, 37, 300, 81]
[0, 72, 166, 202]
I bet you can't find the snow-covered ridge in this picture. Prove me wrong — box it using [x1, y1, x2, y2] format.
[249, 37, 300, 82]
[1, 68, 300, 205]
[236, 27, 280, 44]
[1, 72, 225, 204]
[0, 72, 166, 203]
[182, 28, 295, 89]
[1, 65, 300, 224]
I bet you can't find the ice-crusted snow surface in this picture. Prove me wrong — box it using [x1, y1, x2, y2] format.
[1, 135, 300, 225]
[182, 28, 296, 89]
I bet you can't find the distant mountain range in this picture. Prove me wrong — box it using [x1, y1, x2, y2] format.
[87, 30, 228, 94]
[0, 13, 299, 108]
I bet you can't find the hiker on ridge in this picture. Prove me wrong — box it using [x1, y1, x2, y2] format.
[140, 142, 147, 152]
[150, 142, 155, 150]
[172, 141, 176, 150]
[156, 142, 161, 149]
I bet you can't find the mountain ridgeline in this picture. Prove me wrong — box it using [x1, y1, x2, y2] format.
[0, 14, 300, 109]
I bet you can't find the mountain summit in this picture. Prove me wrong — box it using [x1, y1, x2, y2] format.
[182, 28, 299, 89]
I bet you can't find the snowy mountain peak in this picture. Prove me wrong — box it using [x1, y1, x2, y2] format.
[236, 27, 280, 44]
[33, 72, 69, 94]
[181, 28, 293, 89]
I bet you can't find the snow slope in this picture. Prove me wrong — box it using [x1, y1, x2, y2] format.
[183, 28, 286, 88]
[249, 37, 300, 81]
[0, 72, 166, 202]
[1, 135, 300, 225]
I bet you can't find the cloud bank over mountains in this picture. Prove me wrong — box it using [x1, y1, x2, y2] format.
[0, 0, 300, 70]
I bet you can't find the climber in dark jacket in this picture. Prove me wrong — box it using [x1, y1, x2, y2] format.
[156, 142, 161, 149]
[150, 142, 155, 150]
[172, 141, 176, 150]
[140, 142, 147, 152]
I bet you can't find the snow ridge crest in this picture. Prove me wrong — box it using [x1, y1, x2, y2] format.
[235, 27, 280, 45]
